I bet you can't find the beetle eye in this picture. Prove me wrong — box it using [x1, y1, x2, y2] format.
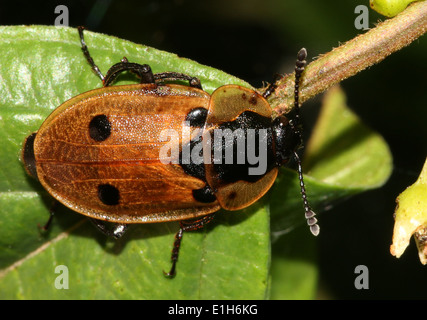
[89, 114, 111, 141]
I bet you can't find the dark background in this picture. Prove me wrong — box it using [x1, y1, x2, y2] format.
[1, 0, 426, 299]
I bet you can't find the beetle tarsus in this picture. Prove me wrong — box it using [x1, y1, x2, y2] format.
[154, 72, 203, 89]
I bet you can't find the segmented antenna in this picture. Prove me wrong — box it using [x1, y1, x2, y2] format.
[293, 48, 320, 236]
[293, 48, 306, 128]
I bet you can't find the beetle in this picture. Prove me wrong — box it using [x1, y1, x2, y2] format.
[22, 27, 319, 277]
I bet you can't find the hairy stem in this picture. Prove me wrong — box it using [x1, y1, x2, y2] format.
[268, 1, 427, 115]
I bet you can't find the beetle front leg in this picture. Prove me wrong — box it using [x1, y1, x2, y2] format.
[89, 218, 129, 239]
[164, 213, 216, 278]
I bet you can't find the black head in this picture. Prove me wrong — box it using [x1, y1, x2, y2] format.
[272, 115, 301, 167]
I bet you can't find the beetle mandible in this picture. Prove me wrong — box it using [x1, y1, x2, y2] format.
[22, 27, 319, 277]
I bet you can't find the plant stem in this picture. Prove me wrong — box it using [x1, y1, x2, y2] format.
[269, 0, 427, 115]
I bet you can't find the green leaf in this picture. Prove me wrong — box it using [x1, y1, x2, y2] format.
[269, 224, 318, 300]
[0, 26, 392, 299]
[390, 157, 427, 264]
[303, 85, 392, 189]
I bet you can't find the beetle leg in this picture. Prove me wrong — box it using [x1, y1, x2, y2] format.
[163, 227, 183, 278]
[78, 27, 155, 87]
[89, 218, 129, 239]
[180, 213, 216, 231]
[78, 26, 105, 82]
[154, 72, 202, 89]
[103, 62, 155, 87]
[22, 132, 38, 179]
[164, 213, 216, 278]
[38, 200, 58, 232]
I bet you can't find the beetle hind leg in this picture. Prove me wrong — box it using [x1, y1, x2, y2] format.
[103, 61, 155, 87]
[78, 26, 105, 82]
[78, 27, 155, 87]
[77, 27, 202, 90]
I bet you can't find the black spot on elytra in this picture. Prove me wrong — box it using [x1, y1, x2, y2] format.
[89, 115, 111, 141]
[98, 184, 120, 205]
